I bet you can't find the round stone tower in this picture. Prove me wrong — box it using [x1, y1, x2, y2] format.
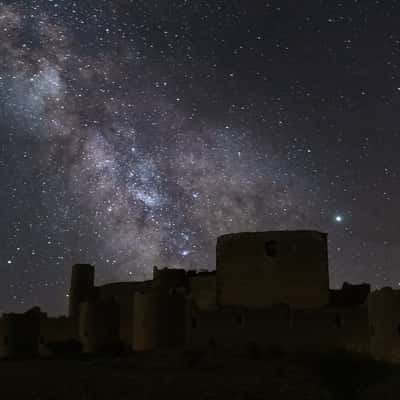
[132, 291, 162, 351]
[216, 231, 329, 309]
[79, 299, 120, 353]
[68, 264, 95, 319]
[132, 290, 186, 351]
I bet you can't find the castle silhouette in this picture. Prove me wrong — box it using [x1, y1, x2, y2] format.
[0, 231, 398, 361]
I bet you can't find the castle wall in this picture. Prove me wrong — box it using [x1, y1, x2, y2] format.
[97, 282, 151, 350]
[79, 299, 120, 353]
[186, 305, 370, 356]
[39, 316, 77, 356]
[40, 317, 77, 343]
[132, 290, 186, 351]
[368, 288, 400, 362]
[188, 272, 216, 310]
[216, 231, 329, 309]
[186, 306, 291, 353]
[333, 305, 370, 354]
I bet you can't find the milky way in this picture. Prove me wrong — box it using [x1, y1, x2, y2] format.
[1, 1, 400, 314]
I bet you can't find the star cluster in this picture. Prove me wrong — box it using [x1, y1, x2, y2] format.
[1, 0, 400, 314]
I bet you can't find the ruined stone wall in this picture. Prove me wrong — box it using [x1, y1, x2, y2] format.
[39, 316, 78, 357]
[40, 316, 76, 344]
[0, 309, 42, 358]
[216, 231, 329, 309]
[368, 288, 400, 361]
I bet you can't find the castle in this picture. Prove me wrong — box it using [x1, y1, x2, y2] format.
[0, 230, 399, 362]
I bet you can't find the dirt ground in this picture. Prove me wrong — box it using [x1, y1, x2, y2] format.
[0, 350, 397, 399]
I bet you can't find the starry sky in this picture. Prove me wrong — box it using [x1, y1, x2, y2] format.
[1, 0, 400, 315]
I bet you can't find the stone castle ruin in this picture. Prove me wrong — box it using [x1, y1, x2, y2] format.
[0, 230, 398, 361]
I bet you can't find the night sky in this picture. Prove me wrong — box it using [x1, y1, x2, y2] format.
[1, 0, 400, 315]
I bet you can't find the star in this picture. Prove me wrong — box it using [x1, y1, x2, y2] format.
[335, 215, 343, 223]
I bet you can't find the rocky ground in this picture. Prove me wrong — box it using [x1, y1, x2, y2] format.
[0, 349, 398, 399]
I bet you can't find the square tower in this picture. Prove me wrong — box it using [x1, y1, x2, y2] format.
[216, 231, 329, 309]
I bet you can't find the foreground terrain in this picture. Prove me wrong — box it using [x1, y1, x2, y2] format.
[0, 350, 398, 399]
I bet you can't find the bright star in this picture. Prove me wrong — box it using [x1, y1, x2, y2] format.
[335, 215, 343, 223]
